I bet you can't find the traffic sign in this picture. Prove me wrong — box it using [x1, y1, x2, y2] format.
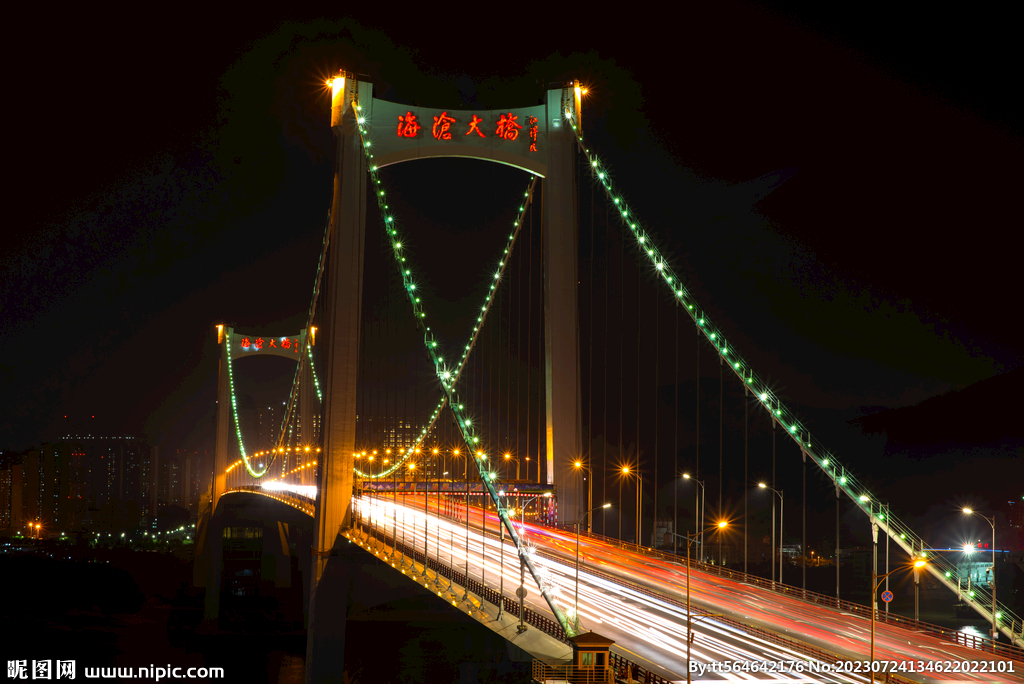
[881, 590, 893, 603]
[516, 586, 528, 599]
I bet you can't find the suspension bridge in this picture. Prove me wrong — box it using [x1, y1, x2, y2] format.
[192, 72, 1024, 682]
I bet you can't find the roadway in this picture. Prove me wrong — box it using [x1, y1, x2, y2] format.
[356, 493, 1024, 683]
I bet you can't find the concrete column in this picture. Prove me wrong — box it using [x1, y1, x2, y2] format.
[262, 521, 292, 588]
[306, 74, 371, 684]
[543, 86, 582, 526]
[307, 539, 358, 684]
[212, 331, 230, 512]
[201, 512, 225, 627]
[296, 527, 312, 629]
[196, 336, 231, 589]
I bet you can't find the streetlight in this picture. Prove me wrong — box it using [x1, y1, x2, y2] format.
[870, 559, 926, 683]
[572, 460, 592, 532]
[573, 503, 612, 632]
[619, 466, 643, 546]
[861, 496, 892, 617]
[503, 452, 519, 480]
[682, 474, 705, 562]
[758, 483, 783, 584]
[674, 521, 727, 684]
[618, 466, 632, 543]
[964, 508, 998, 640]
[516, 492, 552, 634]
[409, 461, 425, 577]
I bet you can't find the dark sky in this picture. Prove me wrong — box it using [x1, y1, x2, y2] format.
[3, 7, 1020, 532]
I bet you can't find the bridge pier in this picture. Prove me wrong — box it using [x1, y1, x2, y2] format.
[306, 542, 359, 684]
[194, 492, 315, 633]
[261, 521, 292, 589]
[200, 512, 225, 628]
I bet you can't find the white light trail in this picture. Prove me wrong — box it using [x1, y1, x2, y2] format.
[357, 496, 878, 683]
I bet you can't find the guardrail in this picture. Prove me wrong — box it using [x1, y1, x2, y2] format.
[360, 522, 568, 641]
[551, 524, 1024, 662]
[532, 659, 614, 683]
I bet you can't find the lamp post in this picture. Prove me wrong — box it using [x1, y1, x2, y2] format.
[637, 474, 643, 547]
[759, 483, 783, 584]
[367, 454, 377, 544]
[618, 465, 643, 545]
[619, 466, 630, 543]
[574, 503, 612, 632]
[964, 508, 997, 640]
[871, 559, 926, 683]
[879, 502, 890, 615]
[516, 492, 552, 634]
[682, 474, 705, 562]
[498, 488, 505, 619]
[674, 521, 728, 684]
[503, 452, 519, 480]
[572, 460, 593, 532]
[459, 447, 470, 602]
[860, 496, 892, 619]
[409, 460, 426, 578]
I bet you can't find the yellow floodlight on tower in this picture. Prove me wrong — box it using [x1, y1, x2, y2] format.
[330, 71, 347, 128]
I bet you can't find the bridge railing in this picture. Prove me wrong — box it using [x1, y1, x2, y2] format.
[358, 519, 569, 640]
[544, 521, 1024, 662]
[357, 501, 923, 682]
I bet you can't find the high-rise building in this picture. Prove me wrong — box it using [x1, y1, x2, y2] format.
[0, 452, 15, 531]
[26, 430, 152, 531]
[141, 446, 157, 518]
[158, 456, 182, 507]
[177, 449, 211, 516]
[257, 402, 283, 452]
[1006, 497, 1023, 530]
[39, 442, 72, 532]
[21, 449, 39, 527]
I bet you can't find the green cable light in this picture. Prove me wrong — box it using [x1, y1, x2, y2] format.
[225, 335, 270, 478]
[576, 126, 1022, 638]
[307, 346, 324, 403]
[350, 115, 573, 636]
[352, 167, 538, 479]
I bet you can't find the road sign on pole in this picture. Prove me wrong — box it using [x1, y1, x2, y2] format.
[881, 590, 893, 603]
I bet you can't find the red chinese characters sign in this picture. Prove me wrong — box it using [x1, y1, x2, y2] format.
[396, 111, 538, 152]
[495, 113, 521, 140]
[239, 336, 301, 354]
[432, 112, 455, 140]
[397, 112, 420, 137]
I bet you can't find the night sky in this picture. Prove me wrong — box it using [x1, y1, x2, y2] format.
[4, 8, 1020, 546]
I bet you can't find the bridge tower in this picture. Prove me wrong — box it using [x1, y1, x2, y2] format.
[542, 82, 585, 529]
[194, 325, 312, 622]
[304, 73, 369, 684]
[306, 73, 585, 681]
